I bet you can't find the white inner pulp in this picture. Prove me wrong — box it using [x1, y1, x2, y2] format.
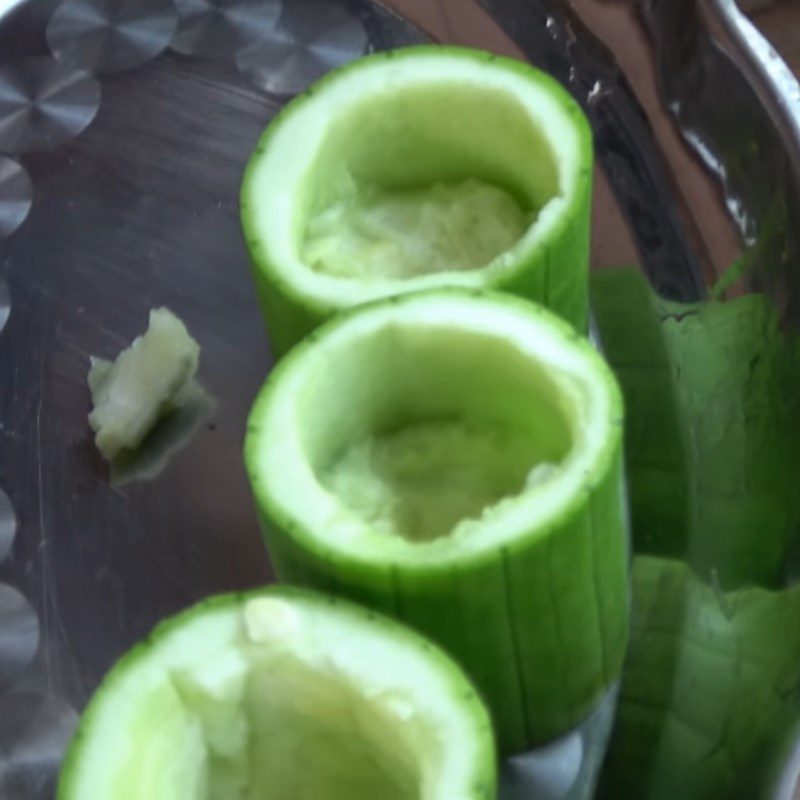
[300, 82, 557, 279]
[276, 297, 608, 544]
[323, 419, 563, 542]
[73, 597, 485, 799]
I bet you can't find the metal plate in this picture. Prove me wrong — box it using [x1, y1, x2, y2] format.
[0, 0, 799, 797]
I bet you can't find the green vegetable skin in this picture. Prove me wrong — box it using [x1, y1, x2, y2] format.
[57, 588, 496, 800]
[601, 556, 800, 800]
[245, 290, 629, 753]
[241, 46, 593, 355]
[591, 269, 800, 587]
[591, 269, 800, 798]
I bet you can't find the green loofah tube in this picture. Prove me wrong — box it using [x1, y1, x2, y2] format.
[241, 46, 593, 355]
[245, 289, 628, 752]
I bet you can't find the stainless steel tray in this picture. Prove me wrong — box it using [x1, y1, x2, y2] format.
[0, 0, 799, 797]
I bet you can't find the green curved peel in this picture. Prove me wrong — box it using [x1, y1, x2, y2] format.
[601, 555, 800, 800]
[241, 46, 593, 354]
[245, 289, 628, 752]
[591, 269, 800, 587]
[57, 587, 496, 800]
[592, 270, 800, 798]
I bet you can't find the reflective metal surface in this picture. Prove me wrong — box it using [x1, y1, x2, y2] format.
[0, 693, 78, 800]
[0, 56, 100, 153]
[0, 0, 798, 797]
[46, 0, 178, 74]
[0, 156, 32, 238]
[236, 0, 368, 95]
[0, 277, 9, 337]
[0, 488, 15, 563]
[0, 584, 39, 689]
[170, 0, 281, 56]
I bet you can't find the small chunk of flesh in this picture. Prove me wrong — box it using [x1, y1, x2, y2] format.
[88, 308, 200, 460]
